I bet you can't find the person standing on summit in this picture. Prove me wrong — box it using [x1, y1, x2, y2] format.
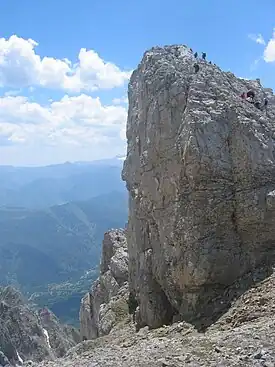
[193, 63, 200, 73]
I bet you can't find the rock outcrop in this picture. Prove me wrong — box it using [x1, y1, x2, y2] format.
[0, 286, 79, 366]
[33, 269, 275, 367]
[122, 45, 275, 330]
[79, 229, 129, 340]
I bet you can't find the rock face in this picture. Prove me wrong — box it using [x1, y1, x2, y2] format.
[122, 45, 275, 330]
[79, 229, 129, 340]
[0, 286, 79, 366]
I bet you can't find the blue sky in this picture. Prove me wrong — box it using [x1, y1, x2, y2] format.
[0, 0, 275, 165]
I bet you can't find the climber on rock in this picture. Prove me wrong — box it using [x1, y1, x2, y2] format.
[128, 292, 138, 323]
[247, 90, 255, 98]
[202, 52, 206, 60]
[240, 92, 246, 99]
[194, 63, 200, 73]
[246, 90, 255, 103]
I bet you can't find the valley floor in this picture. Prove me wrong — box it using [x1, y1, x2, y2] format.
[34, 271, 275, 366]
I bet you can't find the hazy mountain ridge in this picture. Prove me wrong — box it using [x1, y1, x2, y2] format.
[0, 191, 128, 288]
[0, 159, 128, 326]
[0, 158, 125, 209]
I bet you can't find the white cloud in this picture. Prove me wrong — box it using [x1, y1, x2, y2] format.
[264, 28, 275, 62]
[0, 35, 132, 91]
[0, 95, 127, 157]
[248, 33, 266, 45]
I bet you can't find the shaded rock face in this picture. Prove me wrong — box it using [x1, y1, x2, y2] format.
[0, 286, 79, 366]
[80, 229, 129, 340]
[122, 45, 275, 330]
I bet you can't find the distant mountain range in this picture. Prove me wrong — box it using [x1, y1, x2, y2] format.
[0, 191, 128, 288]
[0, 158, 128, 325]
[0, 157, 125, 209]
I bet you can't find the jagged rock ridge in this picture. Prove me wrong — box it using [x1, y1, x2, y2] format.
[79, 229, 129, 340]
[122, 44, 275, 330]
[0, 286, 79, 366]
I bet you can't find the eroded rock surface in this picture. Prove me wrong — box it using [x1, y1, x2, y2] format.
[122, 44, 275, 329]
[34, 269, 275, 367]
[0, 287, 79, 366]
[79, 229, 129, 340]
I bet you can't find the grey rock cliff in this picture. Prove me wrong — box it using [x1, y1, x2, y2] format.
[79, 229, 129, 340]
[122, 45, 275, 330]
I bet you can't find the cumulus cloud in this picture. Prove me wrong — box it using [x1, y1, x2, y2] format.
[264, 28, 275, 63]
[0, 35, 132, 91]
[248, 33, 266, 45]
[0, 94, 127, 150]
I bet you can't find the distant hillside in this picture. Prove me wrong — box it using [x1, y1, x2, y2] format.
[0, 191, 128, 288]
[0, 159, 125, 209]
[0, 191, 128, 324]
[0, 158, 127, 325]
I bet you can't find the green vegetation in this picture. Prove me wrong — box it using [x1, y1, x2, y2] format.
[29, 269, 99, 326]
[0, 191, 128, 325]
[0, 160, 128, 325]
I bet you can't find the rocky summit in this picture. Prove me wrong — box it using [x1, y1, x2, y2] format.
[32, 44, 275, 366]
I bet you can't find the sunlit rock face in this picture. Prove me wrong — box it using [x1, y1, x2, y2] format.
[80, 229, 129, 340]
[122, 44, 275, 329]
